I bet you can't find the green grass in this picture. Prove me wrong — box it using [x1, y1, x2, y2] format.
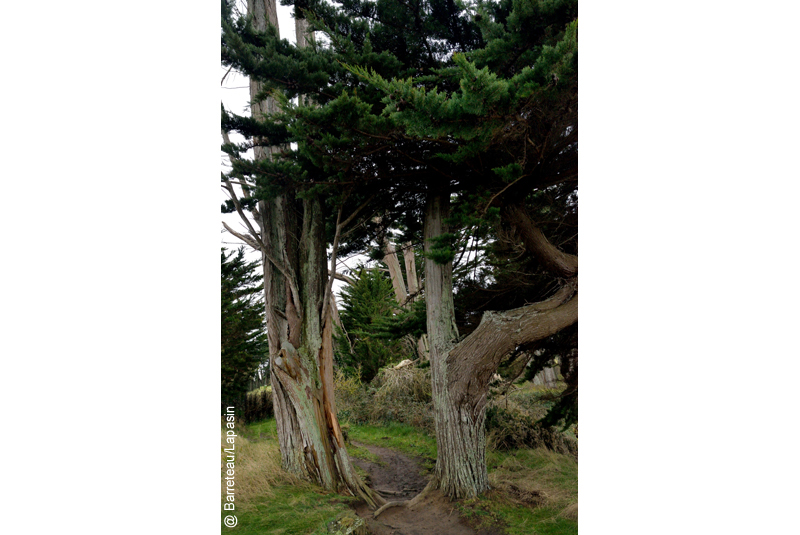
[346, 441, 383, 464]
[474, 447, 578, 535]
[224, 418, 352, 535]
[242, 418, 277, 440]
[235, 414, 577, 535]
[224, 483, 353, 535]
[345, 421, 437, 472]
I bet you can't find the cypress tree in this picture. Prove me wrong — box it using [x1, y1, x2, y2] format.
[221, 248, 269, 405]
[221, 0, 578, 502]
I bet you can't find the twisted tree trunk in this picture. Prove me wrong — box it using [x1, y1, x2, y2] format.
[424, 191, 578, 499]
[243, 0, 381, 507]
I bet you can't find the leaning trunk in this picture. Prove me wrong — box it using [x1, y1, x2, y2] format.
[424, 191, 579, 500]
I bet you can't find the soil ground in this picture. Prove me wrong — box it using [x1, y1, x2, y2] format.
[349, 441, 502, 535]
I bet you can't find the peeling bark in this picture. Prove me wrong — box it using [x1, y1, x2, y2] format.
[237, 1, 381, 508]
[266, 197, 383, 508]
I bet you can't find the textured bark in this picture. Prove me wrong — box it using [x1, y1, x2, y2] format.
[247, 0, 282, 162]
[447, 287, 577, 412]
[241, 1, 380, 507]
[424, 191, 579, 500]
[402, 242, 420, 297]
[382, 238, 408, 305]
[424, 190, 488, 499]
[265, 198, 382, 507]
[402, 241, 429, 361]
[502, 203, 578, 278]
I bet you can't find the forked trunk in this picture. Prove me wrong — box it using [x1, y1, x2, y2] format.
[245, 0, 380, 507]
[424, 190, 578, 500]
[263, 196, 381, 507]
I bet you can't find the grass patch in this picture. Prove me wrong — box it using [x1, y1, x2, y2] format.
[457, 447, 578, 535]
[224, 484, 353, 535]
[346, 441, 383, 465]
[243, 418, 277, 440]
[347, 421, 437, 469]
[222, 418, 352, 534]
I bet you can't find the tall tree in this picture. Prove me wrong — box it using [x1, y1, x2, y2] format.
[221, 247, 269, 405]
[352, 1, 579, 499]
[221, 0, 381, 506]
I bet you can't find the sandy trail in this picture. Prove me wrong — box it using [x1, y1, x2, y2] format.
[348, 441, 501, 535]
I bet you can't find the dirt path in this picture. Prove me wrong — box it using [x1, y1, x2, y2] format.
[348, 441, 502, 535]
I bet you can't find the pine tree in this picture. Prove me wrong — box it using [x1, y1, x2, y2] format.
[221, 248, 268, 405]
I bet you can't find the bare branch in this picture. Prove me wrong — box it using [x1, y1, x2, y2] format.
[222, 222, 262, 252]
[221, 65, 234, 85]
[321, 202, 346, 328]
[333, 272, 356, 286]
[322, 193, 376, 326]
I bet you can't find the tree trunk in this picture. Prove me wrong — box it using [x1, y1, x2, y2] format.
[424, 190, 489, 499]
[381, 237, 429, 360]
[424, 191, 579, 500]
[264, 197, 381, 507]
[403, 241, 429, 361]
[382, 238, 408, 305]
[245, 0, 381, 507]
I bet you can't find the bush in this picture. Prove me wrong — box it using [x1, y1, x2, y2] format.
[242, 387, 273, 423]
[334, 366, 576, 455]
[334, 365, 435, 432]
[485, 391, 577, 456]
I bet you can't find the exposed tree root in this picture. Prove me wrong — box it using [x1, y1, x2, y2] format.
[373, 479, 436, 518]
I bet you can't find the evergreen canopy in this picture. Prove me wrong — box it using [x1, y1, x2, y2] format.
[221, 0, 578, 428]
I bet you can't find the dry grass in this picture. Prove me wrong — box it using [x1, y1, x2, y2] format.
[560, 502, 578, 520]
[220, 425, 297, 511]
[334, 365, 435, 431]
[371, 365, 431, 404]
[487, 448, 578, 517]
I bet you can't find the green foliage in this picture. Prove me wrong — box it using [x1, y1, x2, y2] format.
[221, 248, 268, 405]
[335, 269, 409, 382]
[222, 0, 579, 488]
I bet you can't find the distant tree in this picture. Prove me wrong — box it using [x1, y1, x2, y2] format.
[336, 269, 407, 382]
[221, 247, 268, 405]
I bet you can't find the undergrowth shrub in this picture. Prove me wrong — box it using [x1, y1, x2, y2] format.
[242, 387, 273, 423]
[486, 389, 578, 456]
[334, 366, 577, 455]
[334, 365, 434, 432]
